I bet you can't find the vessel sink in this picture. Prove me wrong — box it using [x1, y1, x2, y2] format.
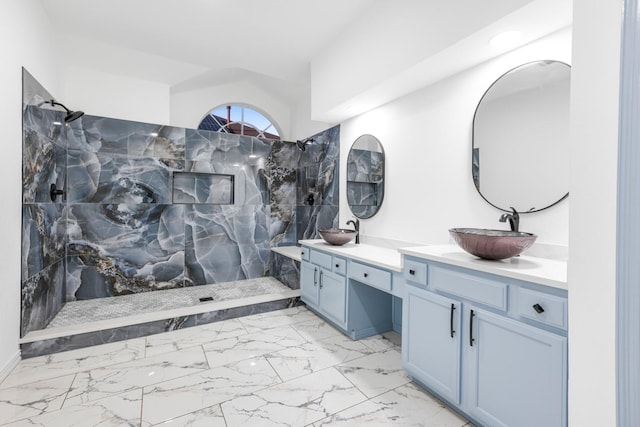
[319, 228, 357, 246]
[449, 228, 537, 260]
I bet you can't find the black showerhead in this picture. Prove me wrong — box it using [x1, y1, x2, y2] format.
[296, 137, 315, 151]
[45, 99, 84, 123]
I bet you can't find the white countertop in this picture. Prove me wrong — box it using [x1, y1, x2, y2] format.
[270, 246, 302, 262]
[399, 244, 568, 290]
[299, 239, 403, 272]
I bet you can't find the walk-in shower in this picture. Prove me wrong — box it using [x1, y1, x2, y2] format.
[21, 69, 341, 357]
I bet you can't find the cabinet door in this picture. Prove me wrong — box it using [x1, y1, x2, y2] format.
[319, 269, 347, 328]
[300, 261, 319, 307]
[466, 307, 567, 427]
[402, 286, 461, 404]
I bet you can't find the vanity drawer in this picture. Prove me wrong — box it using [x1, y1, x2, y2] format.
[348, 261, 392, 292]
[310, 249, 332, 270]
[333, 256, 347, 276]
[429, 265, 507, 311]
[404, 259, 427, 286]
[300, 246, 310, 261]
[517, 288, 567, 330]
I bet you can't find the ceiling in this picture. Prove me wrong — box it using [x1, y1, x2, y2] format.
[40, 0, 572, 122]
[40, 0, 375, 85]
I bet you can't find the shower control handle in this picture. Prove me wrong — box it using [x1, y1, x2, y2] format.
[50, 183, 64, 202]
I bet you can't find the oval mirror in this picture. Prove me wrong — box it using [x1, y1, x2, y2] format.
[472, 60, 570, 213]
[347, 134, 385, 219]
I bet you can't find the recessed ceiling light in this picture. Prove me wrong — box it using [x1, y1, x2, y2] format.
[52, 121, 62, 126]
[489, 30, 522, 49]
[150, 132, 158, 137]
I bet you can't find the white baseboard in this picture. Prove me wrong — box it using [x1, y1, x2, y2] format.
[0, 350, 21, 384]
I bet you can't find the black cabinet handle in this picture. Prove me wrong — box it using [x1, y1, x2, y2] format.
[335, 263, 340, 268]
[450, 303, 456, 338]
[319, 270, 323, 289]
[409, 269, 416, 275]
[313, 267, 318, 286]
[364, 273, 368, 278]
[469, 309, 475, 347]
[533, 303, 545, 314]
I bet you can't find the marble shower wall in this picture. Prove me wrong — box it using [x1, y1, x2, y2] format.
[63, 118, 340, 302]
[21, 69, 67, 336]
[21, 72, 340, 335]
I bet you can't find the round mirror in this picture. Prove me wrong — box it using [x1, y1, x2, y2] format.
[472, 60, 570, 213]
[347, 134, 385, 219]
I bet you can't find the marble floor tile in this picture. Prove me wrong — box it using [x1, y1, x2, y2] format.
[150, 405, 226, 427]
[202, 325, 306, 368]
[1, 338, 146, 389]
[9, 389, 144, 427]
[265, 333, 374, 381]
[142, 356, 280, 425]
[360, 330, 402, 352]
[238, 306, 319, 332]
[336, 348, 410, 398]
[0, 375, 74, 425]
[314, 383, 471, 427]
[5, 307, 470, 426]
[64, 346, 209, 407]
[221, 367, 368, 427]
[145, 318, 248, 357]
[290, 317, 344, 342]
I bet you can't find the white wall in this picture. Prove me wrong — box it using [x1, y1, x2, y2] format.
[0, 0, 60, 375]
[568, 1, 623, 426]
[339, 29, 572, 246]
[62, 66, 170, 125]
[170, 81, 293, 139]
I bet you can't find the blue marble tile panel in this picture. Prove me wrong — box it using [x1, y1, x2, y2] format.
[297, 159, 339, 207]
[67, 115, 185, 158]
[298, 125, 340, 166]
[269, 140, 300, 169]
[270, 204, 297, 246]
[296, 205, 339, 241]
[23, 105, 66, 148]
[185, 205, 270, 284]
[23, 128, 66, 204]
[271, 253, 300, 290]
[66, 204, 185, 299]
[21, 260, 65, 336]
[22, 203, 66, 281]
[67, 150, 184, 203]
[185, 130, 271, 163]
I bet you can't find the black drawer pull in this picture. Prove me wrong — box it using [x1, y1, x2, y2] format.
[469, 309, 475, 347]
[533, 303, 545, 314]
[409, 269, 416, 275]
[364, 273, 369, 278]
[450, 303, 456, 338]
[335, 264, 340, 268]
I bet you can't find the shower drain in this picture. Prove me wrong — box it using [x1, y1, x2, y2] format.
[199, 296, 214, 302]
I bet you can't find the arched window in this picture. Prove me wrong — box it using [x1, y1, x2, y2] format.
[198, 104, 281, 140]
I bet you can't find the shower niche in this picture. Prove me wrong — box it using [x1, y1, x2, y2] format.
[172, 172, 235, 204]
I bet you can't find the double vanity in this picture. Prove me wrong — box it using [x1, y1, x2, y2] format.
[295, 239, 567, 427]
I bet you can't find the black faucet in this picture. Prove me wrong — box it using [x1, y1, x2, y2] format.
[346, 218, 360, 244]
[499, 207, 520, 232]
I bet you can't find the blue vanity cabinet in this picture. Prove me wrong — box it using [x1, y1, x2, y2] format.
[300, 247, 347, 330]
[403, 285, 462, 404]
[465, 307, 567, 427]
[300, 260, 320, 307]
[401, 256, 567, 427]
